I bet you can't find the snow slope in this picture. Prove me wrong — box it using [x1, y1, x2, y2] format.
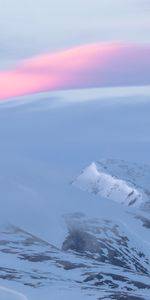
[0, 286, 27, 300]
[0, 91, 150, 299]
[0, 158, 150, 300]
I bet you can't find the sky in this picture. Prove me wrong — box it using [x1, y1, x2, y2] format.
[0, 0, 150, 100]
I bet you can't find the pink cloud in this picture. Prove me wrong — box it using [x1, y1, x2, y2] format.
[0, 42, 150, 100]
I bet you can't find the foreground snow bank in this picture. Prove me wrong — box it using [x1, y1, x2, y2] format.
[0, 286, 27, 300]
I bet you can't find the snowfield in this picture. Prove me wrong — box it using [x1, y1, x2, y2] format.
[0, 89, 150, 299]
[0, 286, 27, 300]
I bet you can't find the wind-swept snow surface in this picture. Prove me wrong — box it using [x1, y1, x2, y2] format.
[0, 286, 27, 300]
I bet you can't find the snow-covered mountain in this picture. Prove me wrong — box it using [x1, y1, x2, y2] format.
[0, 210, 150, 300]
[73, 161, 145, 207]
[0, 159, 150, 299]
[0, 93, 150, 299]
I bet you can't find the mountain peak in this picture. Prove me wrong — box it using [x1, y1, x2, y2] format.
[73, 160, 144, 207]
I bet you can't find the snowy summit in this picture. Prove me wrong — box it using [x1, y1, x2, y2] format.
[73, 161, 144, 207]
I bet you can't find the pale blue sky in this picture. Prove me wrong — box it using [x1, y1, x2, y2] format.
[0, 0, 150, 68]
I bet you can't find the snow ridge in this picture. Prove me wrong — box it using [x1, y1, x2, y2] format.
[73, 162, 143, 206]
